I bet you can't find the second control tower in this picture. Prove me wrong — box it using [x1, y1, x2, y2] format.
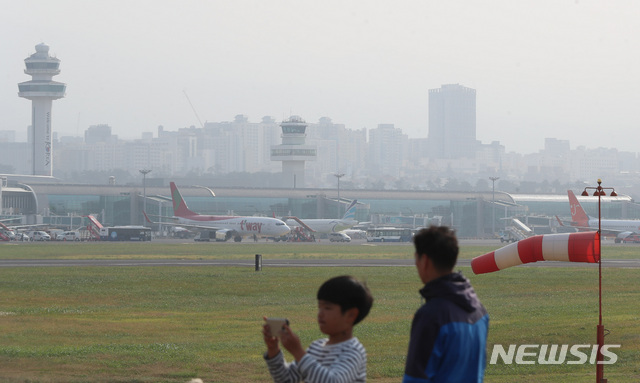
[18, 43, 66, 176]
[271, 116, 317, 188]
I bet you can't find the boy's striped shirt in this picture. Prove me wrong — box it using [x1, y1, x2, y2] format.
[265, 337, 366, 383]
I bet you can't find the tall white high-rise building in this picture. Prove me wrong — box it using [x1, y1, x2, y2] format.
[18, 43, 66, 176]
[428, 84, 477, 159]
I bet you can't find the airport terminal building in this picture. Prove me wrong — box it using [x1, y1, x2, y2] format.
[3, 176, 640, 238]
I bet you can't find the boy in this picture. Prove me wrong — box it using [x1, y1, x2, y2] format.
[403, 226, 489, 382]
[263, 275, 374, 383]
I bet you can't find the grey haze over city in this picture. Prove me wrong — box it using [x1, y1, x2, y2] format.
[1, 1, 639, 154]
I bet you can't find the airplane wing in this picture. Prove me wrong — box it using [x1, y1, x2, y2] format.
[598, 228, 637, 239]
[0, 218, 22, 224]
[1, 221, 49, 230]
[143, 211, 222, 231]
[8, 224, 48, 229]
[553, 215, 636, 239]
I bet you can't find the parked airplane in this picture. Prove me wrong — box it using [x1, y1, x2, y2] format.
[565, 189, 640, 243]
[145, 182, 291, 242]
[283, 200, 359, 234]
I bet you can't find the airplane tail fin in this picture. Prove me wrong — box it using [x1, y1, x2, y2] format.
[342, 200, 358, 221]
[143, 211, 153, 224]
[170, 182, 198, 217]
[568, 190, 590, 227]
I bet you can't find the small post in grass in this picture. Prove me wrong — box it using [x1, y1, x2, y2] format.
[255, 254, 262, 271]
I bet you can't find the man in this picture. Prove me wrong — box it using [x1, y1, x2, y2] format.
[403, 226, 489, 383]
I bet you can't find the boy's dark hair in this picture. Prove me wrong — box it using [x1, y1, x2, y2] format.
[317, 275, 373, 325]
[413, 226, 458, 272]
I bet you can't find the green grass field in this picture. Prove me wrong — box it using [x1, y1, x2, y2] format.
[2, 240, 639, 260]
[0, 242, 638, 382]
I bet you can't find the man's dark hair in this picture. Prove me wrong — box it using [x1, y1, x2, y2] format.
[413, 226, 459, 271]
[317, 275, 373, 325]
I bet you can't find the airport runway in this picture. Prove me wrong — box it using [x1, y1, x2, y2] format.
[1, 258, 639, 268]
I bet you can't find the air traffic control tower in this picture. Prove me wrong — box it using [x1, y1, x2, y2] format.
[271, 116, 317, 188]
[18, 43, 66, 176]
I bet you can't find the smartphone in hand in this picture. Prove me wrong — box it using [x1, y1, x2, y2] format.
[265, 317, 289, 337]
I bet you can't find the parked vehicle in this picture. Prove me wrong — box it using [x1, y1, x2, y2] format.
[499, 230, 518, 243]
[57, 231, 82, 241]
[16, 232, 30, 241]
[194, 230, 226, 242]
[366, 227, 413, 242]
[49, 229, 65, 240]
[172, 227, 193, 239]
[329, 232, 351, 242]
[28, 231, 51, 241]
[99, 226, 151, 241]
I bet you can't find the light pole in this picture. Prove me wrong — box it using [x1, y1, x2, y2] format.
[0, 176, 5, 216]
[581, 179, 616, 383]
[139, 169, 151, 224]
[489, 176, 500, 236]
[334, 173, 345, 218]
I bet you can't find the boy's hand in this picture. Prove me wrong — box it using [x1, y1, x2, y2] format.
[279, 324, 306, 362]
[262, 317, 280, 359]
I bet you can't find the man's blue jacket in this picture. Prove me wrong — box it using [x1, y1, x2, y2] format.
[403, 272, 489, 383]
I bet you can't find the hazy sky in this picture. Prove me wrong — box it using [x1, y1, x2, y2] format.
[1, 0, 639, 154]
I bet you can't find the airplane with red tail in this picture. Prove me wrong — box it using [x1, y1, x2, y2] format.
[145, 182, 291, 242]
[564, 189, 640, 243]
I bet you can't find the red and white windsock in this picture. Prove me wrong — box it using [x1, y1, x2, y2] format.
[471, 231, 600, 274]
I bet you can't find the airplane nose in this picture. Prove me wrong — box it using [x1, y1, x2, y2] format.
[281, 224, 291, 235]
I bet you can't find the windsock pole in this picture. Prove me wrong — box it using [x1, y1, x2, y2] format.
[581, 179, 616, 383]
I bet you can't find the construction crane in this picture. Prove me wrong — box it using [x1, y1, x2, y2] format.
[183, 89, 204, 128]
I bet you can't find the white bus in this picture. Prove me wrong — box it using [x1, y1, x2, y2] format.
[366, 227, 413, 242]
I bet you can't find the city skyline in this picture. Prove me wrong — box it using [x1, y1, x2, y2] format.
[4, 117, 636, 192]
[1, 1, 640, 154]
